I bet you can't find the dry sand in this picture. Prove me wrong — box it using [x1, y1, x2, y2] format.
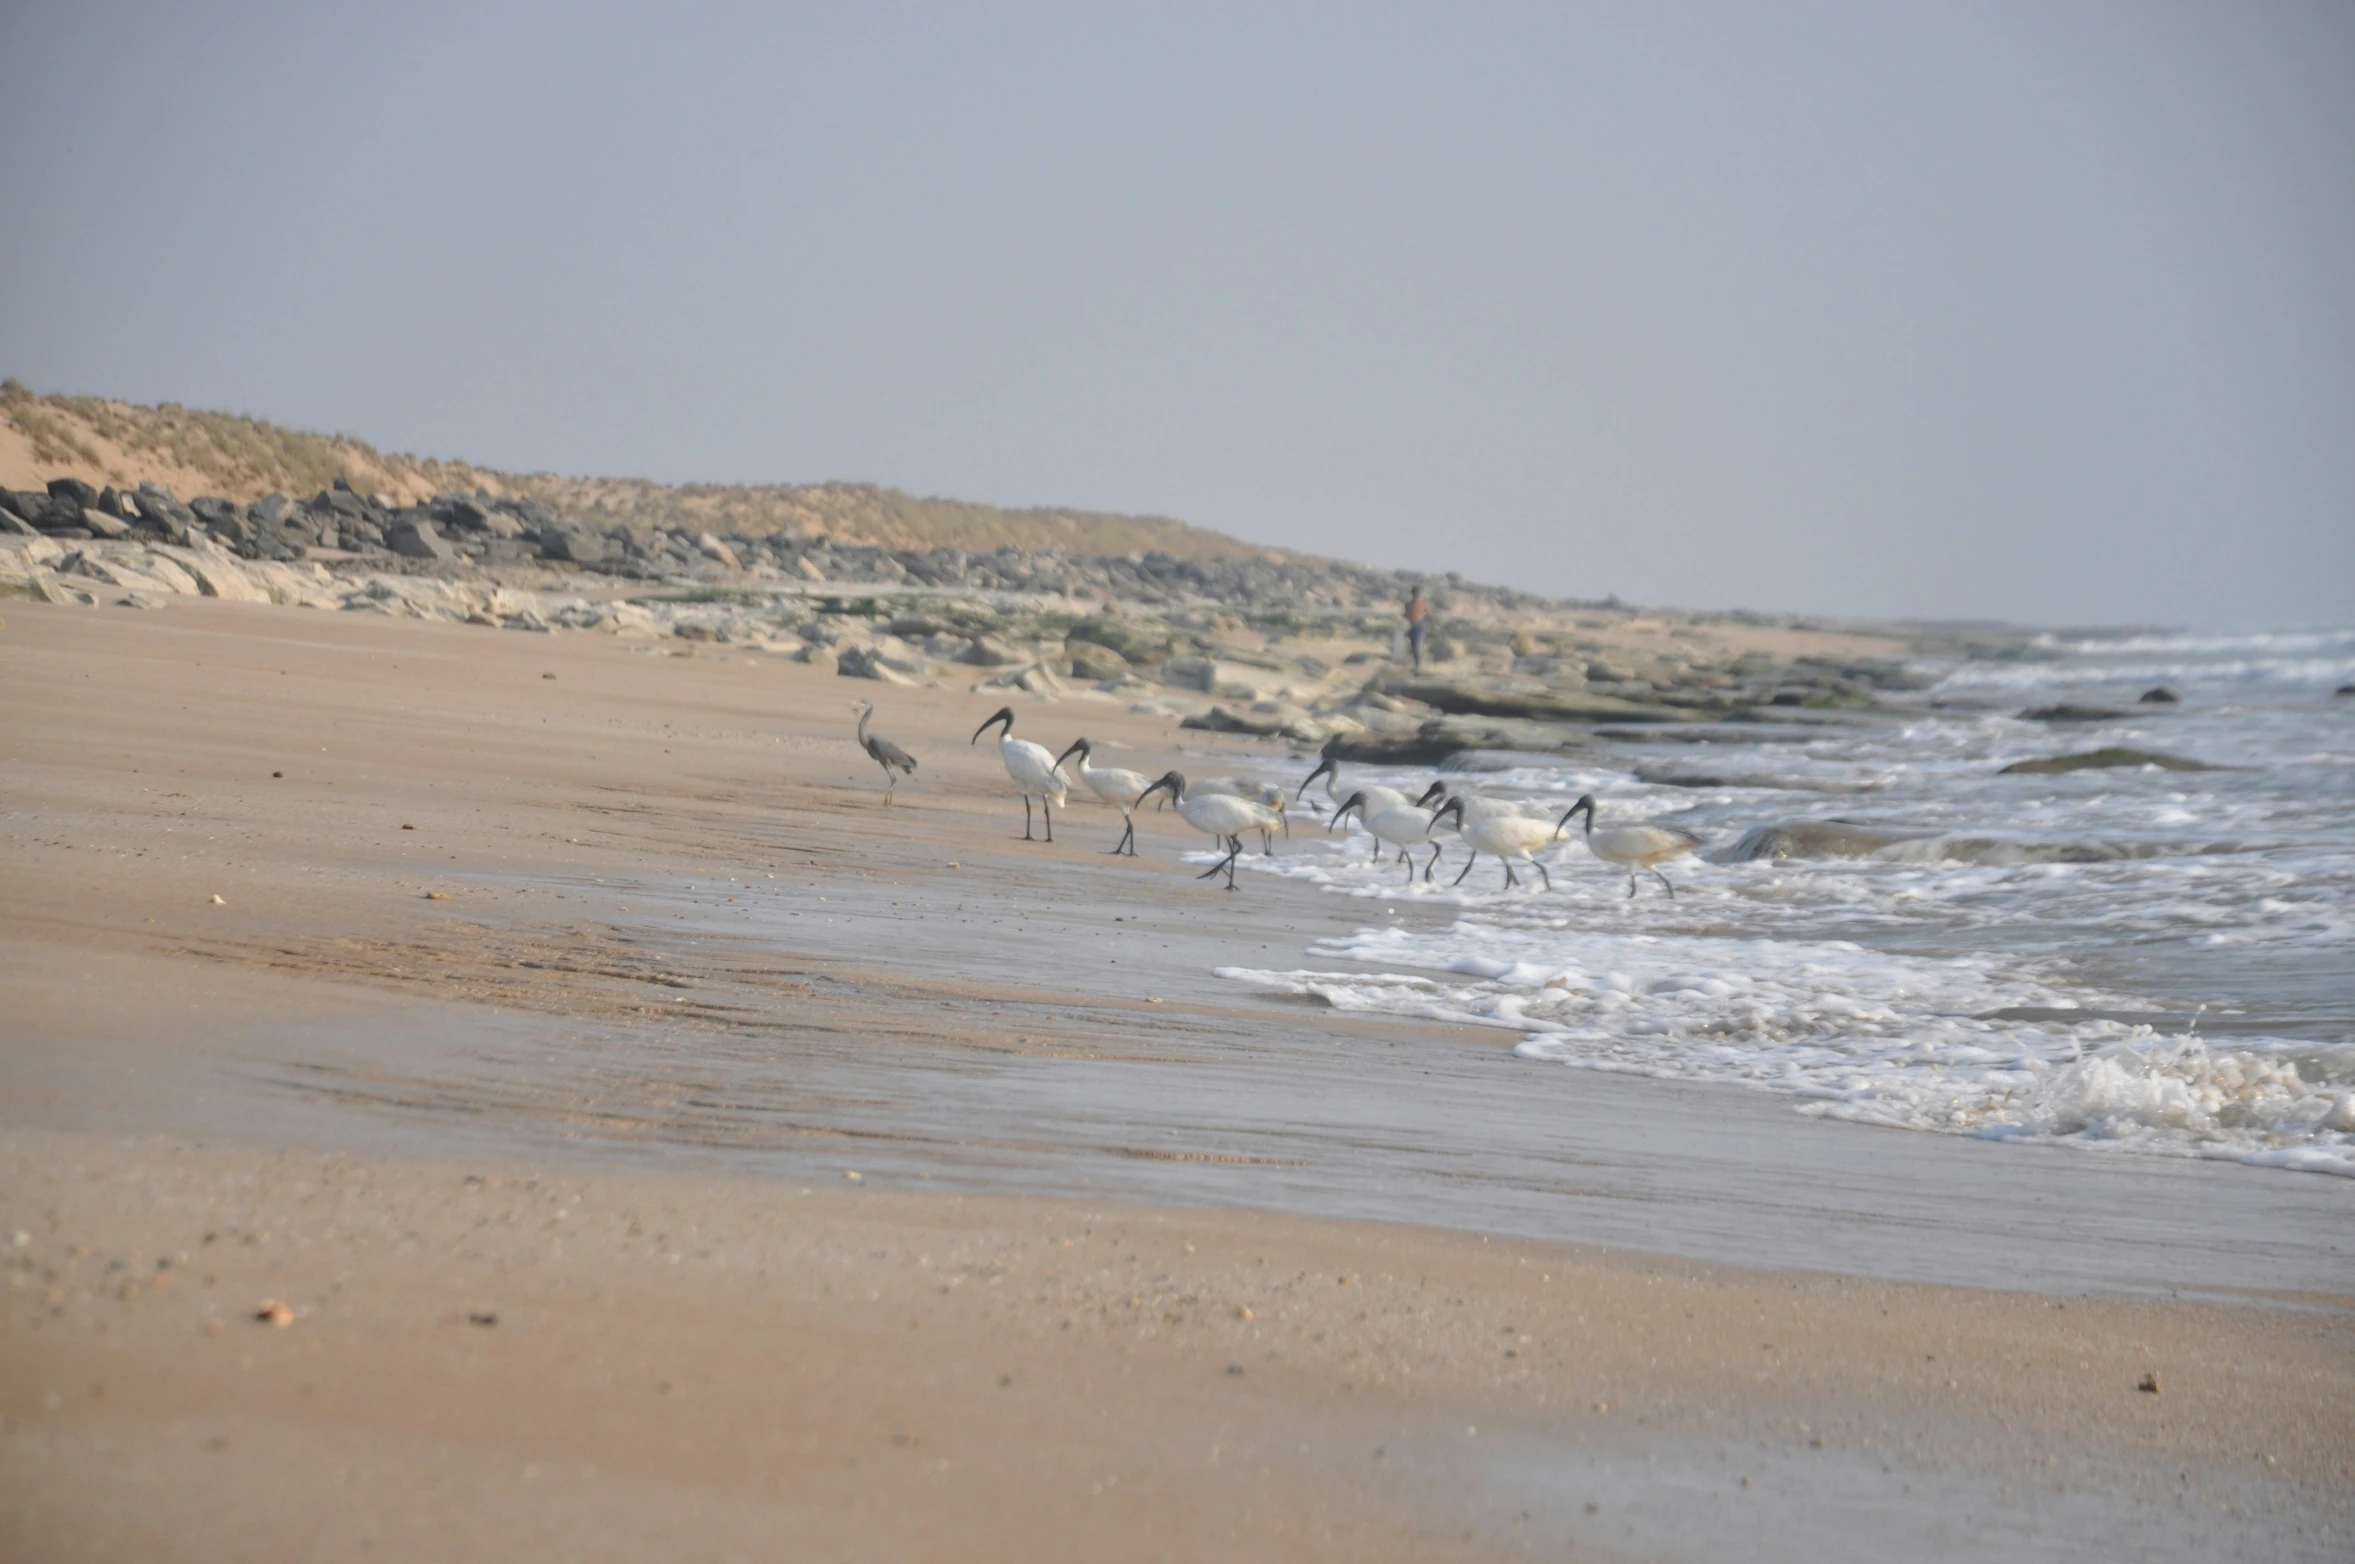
[2, 598, 2349, 1561]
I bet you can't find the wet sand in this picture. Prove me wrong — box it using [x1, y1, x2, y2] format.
[2, 598, 2350, 1560]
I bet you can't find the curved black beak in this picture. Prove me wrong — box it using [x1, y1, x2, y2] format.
[1331, 790, 1366, 831]
[971, 706, 1015, 745]
[1296, 756, 1336, 801]
[1553, 794, 1597, 841]
[1137, 770, 1184, 807]
[1432, 797, 1465, 830]
[1415, 780, 1448, 809]
[1053, 737, 1088, 769]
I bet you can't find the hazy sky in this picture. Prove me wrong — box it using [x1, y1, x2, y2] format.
[3, 3, 2349, 627]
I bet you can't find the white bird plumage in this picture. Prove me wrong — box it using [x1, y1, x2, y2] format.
[1297, 756, 1415, 822]
[1433, 798, 1561, 891]
[971, 706, 1068, 842]
[1052, 737, 1153, 856]
[1333, 791, 1450, 883]
[1136, 771, 1282, 890]
[1189, 775, 1287, 851]
[1554, 794, 1704, 897]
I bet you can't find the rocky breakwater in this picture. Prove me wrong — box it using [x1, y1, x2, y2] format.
[0, 475, 636, 571]
[1, 469, 1940, 763]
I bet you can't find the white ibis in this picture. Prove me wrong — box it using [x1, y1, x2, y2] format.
[1554, 793, 1703, 898]
[1297, 756, 1415, 822]
[1433, 797, 1558, 891]
[1190, 776, 1288, 852]
[1423, 782, 1539, 827]
[1052, 737, 1153, 856]
[854, 700, 917, 804]
[1333, 791, 1449, 884]
[1135, 770, 1282, 891]
[971, 706, 1069, 842]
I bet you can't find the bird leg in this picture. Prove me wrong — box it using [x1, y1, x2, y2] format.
[1022, 795, 1035, 841]
[1501, 861, 1519, 890]
[1422, 843, 1443, 882]
[1043, 800, 1055, 843]
[1653, 868, 1676, 898]
[1626, 872, 1638, 898]
[1450, 853, 1477, 887]
[1108, 815, 1136, 856]
[1533, 860, 1553, 893]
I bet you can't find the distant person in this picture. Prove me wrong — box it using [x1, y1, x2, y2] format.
[1403, 586, 1431, 670]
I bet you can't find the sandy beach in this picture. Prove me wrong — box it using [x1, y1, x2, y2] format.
[4, 597, 2351, 1561]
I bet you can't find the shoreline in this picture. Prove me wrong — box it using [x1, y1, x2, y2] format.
[3, 597, 2350, 1558]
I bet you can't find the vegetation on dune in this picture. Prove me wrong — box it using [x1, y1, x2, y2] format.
[0, 380, 1261, 560]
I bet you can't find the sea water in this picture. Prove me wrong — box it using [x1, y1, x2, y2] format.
[1211, 629, 2355, 1177]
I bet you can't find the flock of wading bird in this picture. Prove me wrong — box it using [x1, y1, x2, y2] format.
[856, 700, 1705, 897]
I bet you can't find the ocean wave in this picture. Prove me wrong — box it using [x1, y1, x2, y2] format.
[1217, 929, 2355, 1178]
[1705, 821, 2226, 866]
[2034, 628, 2355, 658]
[1936, 656, 2355, 694]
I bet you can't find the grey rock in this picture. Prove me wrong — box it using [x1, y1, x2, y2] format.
[1999, 747, 2217, 775]
[1179, 705, 1287, 736]
[960, 634, 1017, 666]
[2138, 687, 2180, 704]
[46, 477, 100, 509]
[136, 481, 178, 502]
[539, 529, 605, 564]
[78, 507, 129, 539]
[834, 645, 920, 683]
[1159, 655, 1219, 692]
[250, 493, 291, 525]
[1066, 641, 1132, 681]
[431, 496, 492, 531]
[311, 488, 371, 522]
[2019, 704, 2123, 723]
[387, 519, 456, 560]
[1319, 728, 1469, 767]
[0, 507, 34, 536]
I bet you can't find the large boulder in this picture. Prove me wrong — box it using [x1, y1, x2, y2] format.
[78, 507, 129, 539]
[150, 540, 273, 602]
[539, 528, 605, 564]
[960, 634, 1018, 666]
[188, 497, 253, 546]
[46, 477, 101, 509]
[1179, 705, 1287, 737]
[1158, 655, 1220, 692]
[2019, 704, 2122, 723]
[250, 493, 292, 525]
[387, 518, 457, 560]
[835, 645, 921, 684]
[1065, 641, 1132, 681]
[1380, 676, 1683, 724]
[1998, 747, 2216, 775]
